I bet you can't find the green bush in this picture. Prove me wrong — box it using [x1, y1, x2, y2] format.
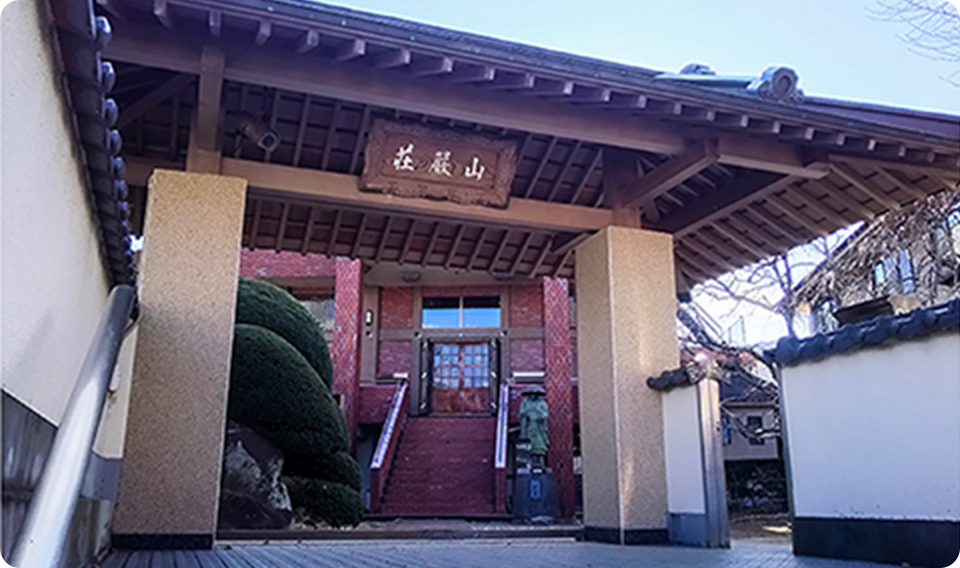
[286, 450, 362, 491]
[228, 324, 347, 460]
[235, 277, 334, 387]
[286, 478, 364, 528]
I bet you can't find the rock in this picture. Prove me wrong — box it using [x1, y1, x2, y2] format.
[218, 420, 293, 530]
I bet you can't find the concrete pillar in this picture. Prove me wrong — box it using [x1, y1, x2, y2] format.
[333, 257, 363, 449]
[543, 277, 575, 518]
[575, 226, 678, 544]
[112, 170, 247, 549]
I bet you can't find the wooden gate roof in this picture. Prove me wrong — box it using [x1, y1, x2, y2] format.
[104, 0, 960, 284]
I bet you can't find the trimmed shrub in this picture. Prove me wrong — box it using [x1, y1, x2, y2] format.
[286, 450, 362, 491]
[286, 477, 364, 528]
[236, 277, 334, 387]
[228, 324, 347, 460]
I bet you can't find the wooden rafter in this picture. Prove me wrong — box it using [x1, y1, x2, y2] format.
[682, 235, 736, 274]
[275, 203, 290, 251]
[791, 185, 853, 227]
[569, 148, 602, 205]
[208, 9, 222, 36]
[545, 140, 582, 202]
[326, 210, 343, 255]
[168, 89, 180, 160]
[153, 0, 172, 28]
[872, 168, 929, 202]
[524, 137, 558, 198]
[263, 89, 282, 162]
[117, 73, 193, 129]
[371, 48, 411, 69]
[421, 222, 441, 267]
[255, 21, 272, 46]
[335, 38, 366, 61]
[375, 217, 393, 262]
[292, 94, 312, 167]
[395, 219, 416, 264]
[509, 233, 533, 275]
[300, 207, 316, 253]
[623, 139, 720, 209]
[489, 230, 511, 271]
[801, 178, 874, 220]
[248, 199, 263, 249]
[743, 204, 808, 243]
[724, 215, 787, 252]
[765, 194, 825, 236]
[551, 248, 573, 279]
[321, 100, 342, 171]
[830, 162, 901, 211]
[527, 237, 552, 278]
[654, 172, 794, 237]
[187, 46, 225, 173]
[696, 229, 754, 268]
[444, 225, 466, 269]
[297, 29, 321, 54]
[411, 56, 454, 77]
[709, 223, 769, 260]
[466, 227, 488, 270]
[349, 105, 371, 175]
[351, 214, 368, 258]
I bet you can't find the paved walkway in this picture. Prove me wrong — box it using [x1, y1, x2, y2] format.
[107, 540, 895, 568]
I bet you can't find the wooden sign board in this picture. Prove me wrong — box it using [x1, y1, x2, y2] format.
[362, 119, 517, 208]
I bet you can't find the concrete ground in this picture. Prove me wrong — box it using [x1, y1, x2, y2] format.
[108, 540, 896, 568]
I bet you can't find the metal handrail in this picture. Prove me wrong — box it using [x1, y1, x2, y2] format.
[11, 285, 137, 568]
[494, 382, 510, 469]
[369, 381, 409, 511]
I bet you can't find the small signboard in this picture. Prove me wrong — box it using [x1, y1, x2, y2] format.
[361, 119, 517, 208]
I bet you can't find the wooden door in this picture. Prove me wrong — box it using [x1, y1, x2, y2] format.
[430, 342, 492, 415]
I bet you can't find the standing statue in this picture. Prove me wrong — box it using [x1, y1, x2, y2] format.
[519, 385, 549, 468]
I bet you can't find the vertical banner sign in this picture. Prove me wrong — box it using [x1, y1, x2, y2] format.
[361, 119, 517, 208]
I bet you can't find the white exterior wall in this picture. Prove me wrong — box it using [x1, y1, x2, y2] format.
[782, 332, 960, 521]
[1, 0, 114, 425]
[662, 386, 705, 514]
[723, 405, 778, 462]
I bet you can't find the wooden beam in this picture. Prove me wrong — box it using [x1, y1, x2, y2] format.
[764, 196, 824, 236]
[219, 160, 614, 233]
[421, 222, 441, 267]
[168, 90, 180, 161]
[275, 203, 290, 251]
[153, 0, 172, 28]
[830, 162, 902, 211]
[527, 238, 552, 278]
[623, 139, 719, 209]
[105, 24, 830, 178]
[370, 47, 411, 69]
[187, 46, 225, 173]
[489, 230, 511, 271]
[255, 21, 272, 46]
[569, 148, 602, 205]
[292, 94, 312, 167]
[872, 168, 929, 202]
[326, 210, 342, 254]
[524, 137, 557, 198]
[117, 73, 193, 129]
[545, 140, 582, 202]
[398, 220, 417, 264]
[551, 248, 573, 279]
[743, 204, 809, 243]
[335, 38, 366, 61]
[296, 29, 320, 54]
[444, 225, 465, 269]
[263, 88, 282, 163]
[830, 154, 960, 184]
[652, 172, 795, 237]
[321, 100, 342, 171]
[208, 9, 221, 37]
[447, 63, 496, 83]
[801, 178, 875, 220]
[375, 217, 393, 262]
[549, 232, 591, 256]
[349, 105, 371, 175]
[790, 185, 854, 227]
[410, 56, 454, 77]
[524, 78, 574, 97]
[695, 229, 755, 268]
[680, 237, 736, 274]
[248, 199, 263, 249]
[709, 223, 769, 260]
[351, 214, 368, 258]
[603, 147, 642, 228]
[466, 227, 488, 270]
[508, 233, 533, 276]
[300, 207, 316, 254]
[488, 72, 535, 91]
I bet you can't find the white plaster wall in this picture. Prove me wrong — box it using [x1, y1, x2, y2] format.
[723, 406, 778, 461]
[1, 0, 110, 425]
[782, 332, 960, 520]
[662, 386, 705, 514]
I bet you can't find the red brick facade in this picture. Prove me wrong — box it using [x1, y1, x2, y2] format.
[509, 285, 543, 327]
[332, 258, 362, 450]
[377, 340, 412, 378]
[240, 249, 337, 279]
[543, 277, 575, 517]
[510, 339, 545, 372]
[379, 288, 414, 330]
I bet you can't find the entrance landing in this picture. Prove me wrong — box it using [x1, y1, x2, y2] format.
[106, 541, 898, 568]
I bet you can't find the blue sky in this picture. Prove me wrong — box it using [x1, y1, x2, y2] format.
[324, 0, 959, 114]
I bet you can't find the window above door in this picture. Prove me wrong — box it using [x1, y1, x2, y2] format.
[422, 295, 501, 328]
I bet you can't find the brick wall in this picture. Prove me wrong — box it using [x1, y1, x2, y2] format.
[510, 339, 545, 372]
[239, 249, 337, 279]
[378, 340, 413, 378]
[510, 285, 543, 327]
[380, 288, 414, 330]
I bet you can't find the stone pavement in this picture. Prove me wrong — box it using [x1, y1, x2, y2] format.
[108, 540, 897, 568]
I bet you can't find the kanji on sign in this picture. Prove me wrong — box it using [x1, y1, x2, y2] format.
[464, 156, 486, 181]
[393, 143, 415, 171]
[428, 150, 453, 176]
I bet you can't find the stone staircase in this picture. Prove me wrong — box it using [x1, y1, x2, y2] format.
[378, 416, 498, 517]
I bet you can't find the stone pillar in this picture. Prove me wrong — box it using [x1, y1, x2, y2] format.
[575, 226, 678, 545]
[333, 257, 363, 449]
[112, 170, 247, 549]
[543, 277, 575, 518]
